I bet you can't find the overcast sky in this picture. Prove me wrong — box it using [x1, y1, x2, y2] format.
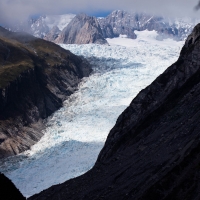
[1, 0, 200, 25]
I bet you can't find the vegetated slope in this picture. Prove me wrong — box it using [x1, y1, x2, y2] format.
[0, 173, 25, 200]
[54, 13, 108, 44]
[0, 27, 92, 159]
[30, 24, 200, 200]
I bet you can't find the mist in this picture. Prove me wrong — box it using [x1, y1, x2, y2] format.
[0, 0, 200, 25]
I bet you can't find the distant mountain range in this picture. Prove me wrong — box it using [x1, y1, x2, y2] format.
[98, 10, 199, 41]
[5, 10, 200, 44]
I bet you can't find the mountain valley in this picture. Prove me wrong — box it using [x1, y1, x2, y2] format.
[0, 30, 183, 197]
[29, 22, 200, 200]
[1, 8, 200, 200]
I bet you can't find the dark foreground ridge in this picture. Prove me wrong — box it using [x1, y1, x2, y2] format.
[0, 173, 25, 200]
[0, 27, 92, 158]
[30, 24, 200, 200]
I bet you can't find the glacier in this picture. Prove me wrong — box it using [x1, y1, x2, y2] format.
[0, 30, 184, 197]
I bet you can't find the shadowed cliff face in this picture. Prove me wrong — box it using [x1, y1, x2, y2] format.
[29, 23, 200, 200]
[0, 27, 92, 158]
[0, 173, 26, 200]
[55, 13, 108, 45]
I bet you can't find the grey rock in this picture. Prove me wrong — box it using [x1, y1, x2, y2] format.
[55, 13, 108, 44]
[44, 25, 61, 42]
[98, 10, 138, 39]
[98, 10, 195, 40]
[5, 11, 196, 43]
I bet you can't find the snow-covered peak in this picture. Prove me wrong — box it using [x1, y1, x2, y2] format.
[98, 10, 200, 41]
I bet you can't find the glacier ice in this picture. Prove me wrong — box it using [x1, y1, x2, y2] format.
[0, 31, 184, 197]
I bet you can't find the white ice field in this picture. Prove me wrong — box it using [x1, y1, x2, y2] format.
[0, 30, 184, 197]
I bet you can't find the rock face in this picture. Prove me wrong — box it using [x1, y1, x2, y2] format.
[0, 27, 92, 158]
[44, 25, 61, 42]
[98, 10, 195, 40]
[30, 17, 50, 38]
[30, 24, 200, 200]
[0, 173, 25, 200]
[55, 13, 108, 44]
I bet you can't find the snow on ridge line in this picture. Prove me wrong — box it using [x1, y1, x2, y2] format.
[0, 36, 184, 197]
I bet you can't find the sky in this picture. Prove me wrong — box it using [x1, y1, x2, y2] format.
[0, 0, 200, 25]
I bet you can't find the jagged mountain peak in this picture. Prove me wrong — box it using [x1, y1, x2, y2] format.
[98, 10, 197, 41]
[44, 25, 61, 42]
[3, 11, 199, 43]
[55, 13, 108, 44]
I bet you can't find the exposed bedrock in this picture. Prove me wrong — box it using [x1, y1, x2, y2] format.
[0, 27, 92, 158]
[55, 13, 108, 45]
[98, 10, 193, 41]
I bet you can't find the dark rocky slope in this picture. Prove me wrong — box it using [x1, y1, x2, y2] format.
[0, 27, 92, 159]
[0, 173, 25, 200]
[30, 23, 200, 200]
[55, 13, 108, 44]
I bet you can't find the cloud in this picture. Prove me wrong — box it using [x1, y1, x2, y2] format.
[195, 0, 200, 10]
[0, 0, 200, 25]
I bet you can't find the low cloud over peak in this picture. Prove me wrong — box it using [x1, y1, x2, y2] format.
[0, 0, 200, 25]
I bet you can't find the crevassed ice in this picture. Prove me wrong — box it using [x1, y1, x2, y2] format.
[0, 31, 184, 197]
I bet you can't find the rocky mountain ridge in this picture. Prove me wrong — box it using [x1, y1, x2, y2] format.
[5, 11, 198, 44]
[98, 10, 198, 40]
[0, 27, 92, 158]
[55, 13, 108, 44]
[29, 23, 200, 200]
